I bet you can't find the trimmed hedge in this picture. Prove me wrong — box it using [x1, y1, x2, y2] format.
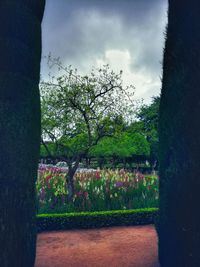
[37, 208, 159, 232]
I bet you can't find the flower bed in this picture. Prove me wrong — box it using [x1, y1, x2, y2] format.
[36, 166, 159, 214]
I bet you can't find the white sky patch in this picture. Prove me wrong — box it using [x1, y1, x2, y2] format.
[96, 49, 161, 102]
[96, 49, 131, 72]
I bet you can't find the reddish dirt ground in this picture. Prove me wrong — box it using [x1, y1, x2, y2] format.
[35, 225, 160, 267]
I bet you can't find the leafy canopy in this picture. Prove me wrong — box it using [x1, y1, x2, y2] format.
[40, 59, 136, 161]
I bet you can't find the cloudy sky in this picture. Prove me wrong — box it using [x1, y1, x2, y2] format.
[41, 0, 168, 103]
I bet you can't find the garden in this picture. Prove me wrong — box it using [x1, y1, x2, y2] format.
[36, 166, 159, 214]
[3, 1, 198, 266]
[36, 62, 160, 230]
[35, 35, 160, 267]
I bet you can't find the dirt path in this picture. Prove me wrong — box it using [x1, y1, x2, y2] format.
[35, 225, 159, 267]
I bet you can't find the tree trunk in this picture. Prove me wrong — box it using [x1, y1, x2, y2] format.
[67, 170, 75, 203]
[0, 1, 45, 267]
[98, 157, 103, 169]
[66, 159, 80, 202]
[85, 157, 89, 168]
[151, 159, 157, 175]
[158, 2, 200, 266]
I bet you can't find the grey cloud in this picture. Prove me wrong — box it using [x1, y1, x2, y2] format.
[41, 0, 168, 101]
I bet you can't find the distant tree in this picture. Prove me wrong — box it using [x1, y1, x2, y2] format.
[137, 96, 160, 133]
[136, 96, 160, 171]
[40, 141, 57, 162]
[40, 62, 135, 201]
[90, 131, 150, 168]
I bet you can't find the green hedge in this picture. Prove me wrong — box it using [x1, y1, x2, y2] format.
[37, 208, 159, 232]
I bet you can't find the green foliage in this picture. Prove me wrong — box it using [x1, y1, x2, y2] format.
[40, 58, 161, 172]
[40, 61, 137, 201]
[89, 132, 150, 158]
[40, 142, 57, 157]
[137, 96, 160, 133]
[40, 61, 135, 162]
[136, 96, 160, 166]
[37, 208, 159, 231]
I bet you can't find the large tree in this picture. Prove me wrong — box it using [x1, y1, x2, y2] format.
[158, 1, 200, 266]
[40, 63, 135, 201]
[0, 1, 45, 267]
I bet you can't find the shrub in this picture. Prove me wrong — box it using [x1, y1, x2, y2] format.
[37, 208, 159, 232]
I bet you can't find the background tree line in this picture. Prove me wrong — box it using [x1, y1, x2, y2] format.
[40, 68, 160, 173]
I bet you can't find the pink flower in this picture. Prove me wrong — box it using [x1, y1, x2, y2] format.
[46, 175, 52, 182]
[124, 181, 129, 188]
[83, 191, 88, 198]
[106, 180, 110, 192]
[76, 191, 82, 197]
[96, 171, 101, 180]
